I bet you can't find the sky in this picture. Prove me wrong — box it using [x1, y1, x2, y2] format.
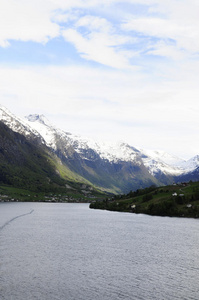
[0, 0, 199, 159]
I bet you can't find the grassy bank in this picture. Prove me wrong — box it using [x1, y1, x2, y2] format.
[90, 181, 199, 218]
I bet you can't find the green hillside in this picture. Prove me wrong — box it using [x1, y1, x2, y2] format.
[90, 181, 199, 218]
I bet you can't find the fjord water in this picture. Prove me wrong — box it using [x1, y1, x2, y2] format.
[1, 203, 199, 300]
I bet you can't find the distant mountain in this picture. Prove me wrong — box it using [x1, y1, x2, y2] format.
[0, 104, 198, 194]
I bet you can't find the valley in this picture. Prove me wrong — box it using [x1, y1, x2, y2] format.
[0, 103, 199, 210]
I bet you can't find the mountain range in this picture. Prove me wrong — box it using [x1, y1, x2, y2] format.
[0, 104, 199, 194]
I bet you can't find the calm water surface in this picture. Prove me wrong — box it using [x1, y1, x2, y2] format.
[0, 202, 199, 300]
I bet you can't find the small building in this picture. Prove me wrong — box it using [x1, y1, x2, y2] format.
[131, 204, 136, 209]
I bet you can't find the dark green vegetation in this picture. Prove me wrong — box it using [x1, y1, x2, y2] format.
[0, 121, 106, 202]
[90, 181, 199, 218]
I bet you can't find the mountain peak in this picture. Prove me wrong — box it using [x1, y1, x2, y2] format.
[192, 155, 199, 161]
[25, 114, 52, 127]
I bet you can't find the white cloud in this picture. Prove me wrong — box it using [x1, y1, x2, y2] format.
[1, 0, 199, 66]
[123, 0, 199, 56]
[123, 18, 183, 39]
[75, 15, 112, 31]
[0, 0, 61, 46]
[0, 0, 139, 67]
[0, 62, 199, 158]
[62, 27, 133, 69]
[61, 13, 137, 69]
[147, 41, 186, 60]
[0, 0, 110, 46]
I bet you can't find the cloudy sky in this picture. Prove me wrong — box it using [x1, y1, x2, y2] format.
[0, 0, 199, 159]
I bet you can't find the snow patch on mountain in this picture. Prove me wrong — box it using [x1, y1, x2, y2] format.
[24, 114, 142, 163]
[71, 137, 140, 163]
[25, 114, 58, 148]
[181, 155, 199, 172]
[138, 149, 186, 176]
[141, 157, 185, 176]
[141, 149, 186, 167]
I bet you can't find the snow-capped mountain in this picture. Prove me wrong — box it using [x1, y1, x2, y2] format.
[141, 149, 185, 167]
[0, 104, 198, 193]
[141, 151, 199, 176]
[139, 149, 186, 176]
[25, 114, 141, 163]
[24, 113, 198, 181]
[26, 113, 195, 173]
[0, 105, 44, 144]
[181, 155, 199, 171]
